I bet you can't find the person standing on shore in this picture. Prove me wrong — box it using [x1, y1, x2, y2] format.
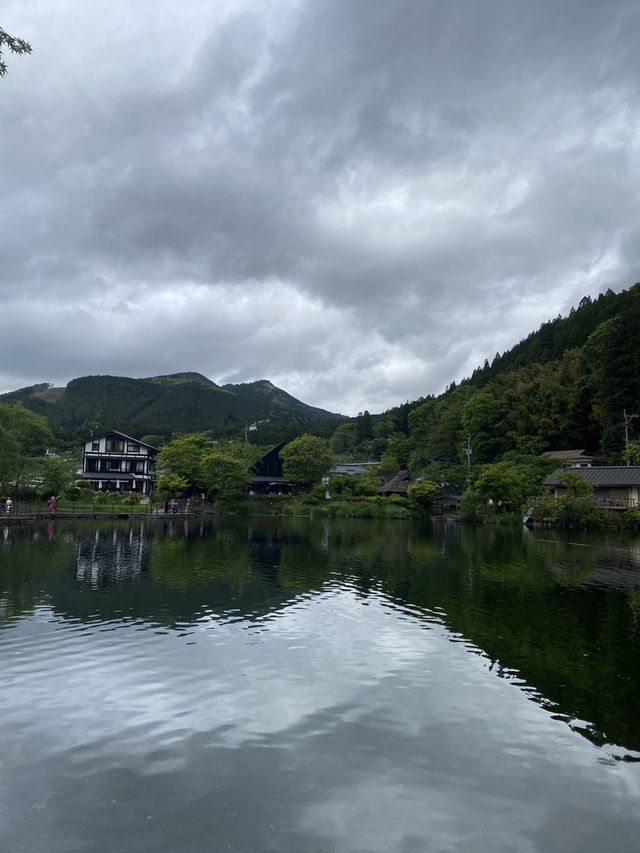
[5, 497, 12, 515]
[47, 495, 57, 514]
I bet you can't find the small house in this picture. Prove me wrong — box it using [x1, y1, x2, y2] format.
[544, 466, 640, 509]
[379, 470, 412, 497]
[542, 449, 608, 467]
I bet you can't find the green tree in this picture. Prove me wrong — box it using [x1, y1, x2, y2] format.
[474, 460, 530, 509]
[0, 26, 32, 77]
[329, 422, 357, 456]
[200, 451, 250, 500]
[0, 426, 20, 495]
[459, 489, 485, 520]
[281, 435, 334, 487]
[156, 434, 212, 488]
[407, 479, 440, 512]
[222, 439, 262, 471]
[156, 472, 189, 496]
[38, 453, 79, 496]
[140, 434, 165, 448]
[0, 405, 53, 493]
[354, 411, 374, 445]
[555, 471, 596, 524]
[622, 444, 640, 465]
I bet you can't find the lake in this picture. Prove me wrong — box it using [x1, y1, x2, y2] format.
[1, 516, 640, 852]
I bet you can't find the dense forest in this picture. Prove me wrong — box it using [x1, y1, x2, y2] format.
[330, 282, 640, 488]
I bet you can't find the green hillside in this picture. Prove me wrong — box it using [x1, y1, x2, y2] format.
[0, 372, 341, 441]
[332, 282, 640, 473]
[222, 380, 340, 422]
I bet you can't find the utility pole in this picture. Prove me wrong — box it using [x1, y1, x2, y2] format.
[623, 409, 639, 465]
[464, 435, 472, 487]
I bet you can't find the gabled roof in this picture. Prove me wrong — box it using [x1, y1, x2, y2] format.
[542, 449, 608, 465]
[81, 430, 157, 451]
[379, 470, 412, 494]
[543, 449, 588, 459]
[331, 462, 378, 476]
[544, 466, 640, 487]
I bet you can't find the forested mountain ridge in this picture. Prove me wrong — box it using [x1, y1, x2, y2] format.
[0, 372, 341, 440]
[221, 379, 340, 421]
[2, 284, 638, 467]
[465, 286, 628, 387]
[334, 283, 640, 475]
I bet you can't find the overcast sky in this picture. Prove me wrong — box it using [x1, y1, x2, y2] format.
[1, 1, 639, 415]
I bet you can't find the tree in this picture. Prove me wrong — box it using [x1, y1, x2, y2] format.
[407, 479, 439, 512]
[0, 426, 20, 495]
[354, 411, 374, 445]
[0, 26, 32, 77]
[200, 451, 250, 500]
[280, 435, 334, 487]
[156, 472, 189, 496]
[156, 434, 212, 489]
[622, 444, 640, 466]
[555, 471, 596, 524]
[474, 460, 530, 509]
[329, 422, 357, 456]
[0, 405, 53, 493]
[140, 435, 165, 448]
[222, 439, 262, 472]
[38, 453, 79, 496]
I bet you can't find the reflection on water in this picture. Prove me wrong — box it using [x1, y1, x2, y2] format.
[1, 518, 640, 853]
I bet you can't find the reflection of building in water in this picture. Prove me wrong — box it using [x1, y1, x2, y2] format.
[75, 524, 151, 586]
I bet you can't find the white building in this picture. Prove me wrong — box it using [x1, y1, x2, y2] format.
[80, 431, 157, 495]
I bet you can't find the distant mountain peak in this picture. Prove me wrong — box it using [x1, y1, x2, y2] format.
[0, 372, 341, 434]
[148, 372, 221, 388]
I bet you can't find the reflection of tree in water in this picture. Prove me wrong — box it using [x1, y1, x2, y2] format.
[2, 518, 640, 754]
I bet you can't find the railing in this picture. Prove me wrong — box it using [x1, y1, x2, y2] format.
[0, 498, 207, 520]
[0, 500, 156, 519]
[595, 498, 637, 509]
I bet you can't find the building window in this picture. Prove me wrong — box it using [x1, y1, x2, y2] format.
[106, 439, 124, 453]
[92, 441, 99, 451]
[107, 459, 122, 471]
[127, 443, 140, 453]
[86, 459, 98, 473]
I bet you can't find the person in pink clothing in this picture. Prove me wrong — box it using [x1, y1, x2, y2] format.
[47, 495, 58, 514]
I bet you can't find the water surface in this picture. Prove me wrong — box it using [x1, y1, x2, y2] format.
[1, 518, 640, 852]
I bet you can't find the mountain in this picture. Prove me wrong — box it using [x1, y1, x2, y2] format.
[331, 282, 640, 470]
[0, 372, 341, 439]
[222, 379, 336, 422]
[401, 282, 640, 464]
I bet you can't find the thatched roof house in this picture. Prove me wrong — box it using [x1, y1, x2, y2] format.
[379, 470, 412, 496]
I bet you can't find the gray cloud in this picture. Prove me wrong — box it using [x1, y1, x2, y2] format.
[1, 0, 639, 414]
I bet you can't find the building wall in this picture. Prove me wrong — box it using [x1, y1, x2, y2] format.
[81, 433, 156, 494]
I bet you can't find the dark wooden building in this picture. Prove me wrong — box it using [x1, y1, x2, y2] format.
[250, 441, 295, 493]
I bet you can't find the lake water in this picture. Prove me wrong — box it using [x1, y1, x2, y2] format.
[1, 517, 640, 853]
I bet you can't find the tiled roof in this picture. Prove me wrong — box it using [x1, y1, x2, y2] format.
[544, 467, 640, 486]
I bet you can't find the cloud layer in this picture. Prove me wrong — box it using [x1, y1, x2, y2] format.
[2, 0, 639, 413]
